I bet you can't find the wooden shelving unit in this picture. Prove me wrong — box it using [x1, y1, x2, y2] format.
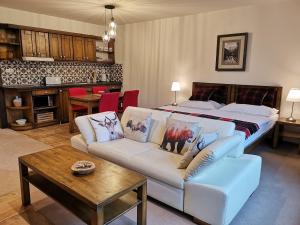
[0, 27, 21, 60]
[4, 89, 34, 131]
[95, 39, 115, 64]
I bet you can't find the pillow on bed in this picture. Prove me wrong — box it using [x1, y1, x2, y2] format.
[220, 103, 279, 117]
[178, 100, 222, 110]
[236, 88, 268, 105]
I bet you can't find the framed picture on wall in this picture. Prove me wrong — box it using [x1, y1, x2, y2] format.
[215, 32, 248, 71]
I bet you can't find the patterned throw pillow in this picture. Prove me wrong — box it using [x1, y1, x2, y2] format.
[160, 119, 201, 155]
[89, 112, 124, 143]
[236, 88, 268, 105]
[177, 132, 218, 169]
[124, 112, 152, 143]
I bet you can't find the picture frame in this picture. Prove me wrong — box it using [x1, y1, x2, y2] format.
[215, 32, 248, 71]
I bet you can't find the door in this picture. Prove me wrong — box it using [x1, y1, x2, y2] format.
[35, 32, 50, 57]
[61, 35, 73, 60]
[49, 33, 62, 60]
[21, 30, 36, 57]
[84, 38, 96, 62]
[73, 37, 85, 61]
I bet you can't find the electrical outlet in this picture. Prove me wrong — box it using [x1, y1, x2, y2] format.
[5, 68, 14, 74]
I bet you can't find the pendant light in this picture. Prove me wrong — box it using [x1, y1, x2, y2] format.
[102, 6, 110, 44]
[104, 5, 117, 39]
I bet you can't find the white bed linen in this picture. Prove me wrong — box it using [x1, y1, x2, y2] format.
[158, 105, 278, 147]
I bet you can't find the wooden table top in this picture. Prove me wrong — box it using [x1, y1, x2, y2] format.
[277, 117, 300, 126]
[19, 145, 146, 209]
[69, 94, 101, 102]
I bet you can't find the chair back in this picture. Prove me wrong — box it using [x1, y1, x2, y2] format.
[92, 86, 108, 94]
[99, 92, 120, 112]
[123, 90, 139, 110]
[68, 87, 87, 96]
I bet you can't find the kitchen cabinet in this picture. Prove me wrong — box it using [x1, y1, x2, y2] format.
[21, 30, 49, 57]
[59, 88, 70, 123]
[49, 34, 73, 60]
[73, 36, 85, 61]
[84, 38, 96, 62]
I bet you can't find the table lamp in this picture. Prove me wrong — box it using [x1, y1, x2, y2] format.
[286, 88, 300, 122]
[171, 82, 181, 106]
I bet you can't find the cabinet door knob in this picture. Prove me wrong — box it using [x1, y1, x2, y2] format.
[86, 57, 89, 60]
[60, 56, 63, 58]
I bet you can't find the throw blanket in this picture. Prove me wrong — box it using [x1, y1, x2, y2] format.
[154, 108, 260, 139]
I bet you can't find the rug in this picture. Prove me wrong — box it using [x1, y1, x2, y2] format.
[0, 129, 51, 196]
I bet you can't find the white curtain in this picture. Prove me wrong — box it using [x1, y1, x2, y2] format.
[122, 15, 205, 108]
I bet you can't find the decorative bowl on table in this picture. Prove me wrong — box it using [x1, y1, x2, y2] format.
[16, 119, 27, 126]
[71, 160, 96, 175]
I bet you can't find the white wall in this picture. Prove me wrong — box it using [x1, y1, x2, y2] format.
[121, 1, 300, 118]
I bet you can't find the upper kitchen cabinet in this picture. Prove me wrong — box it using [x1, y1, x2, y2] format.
[84, 38, 96, 62]
[0, 26, 21, 60]
[21, 30, 50, 57]
[21, 30, 36, 57]
[73, 36, 85, 61]
[49, 34, 73, 60]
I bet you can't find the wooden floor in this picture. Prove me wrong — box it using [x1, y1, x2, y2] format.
[0, 123, 76, 225]
[20, 123, 76, 148]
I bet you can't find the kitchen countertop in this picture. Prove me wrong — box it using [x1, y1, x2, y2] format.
[0, 82, 122, 90]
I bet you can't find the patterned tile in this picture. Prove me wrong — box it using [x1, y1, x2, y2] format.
[0, 60, 123, 86]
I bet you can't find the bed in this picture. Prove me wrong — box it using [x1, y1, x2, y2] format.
[158, 82, 282, 152]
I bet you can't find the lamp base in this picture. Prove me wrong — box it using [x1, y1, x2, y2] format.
[286, 116, 296, 122]
[172, 102, 178, 106]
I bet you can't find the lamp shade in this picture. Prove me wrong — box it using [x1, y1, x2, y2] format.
[171, 82, 181, 91]
[286, 88, 300, 102]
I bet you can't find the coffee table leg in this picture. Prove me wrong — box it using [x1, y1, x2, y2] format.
[137, 183, 147, 225]
[19, 161, 31, 206]
[91, 206, 104, 225]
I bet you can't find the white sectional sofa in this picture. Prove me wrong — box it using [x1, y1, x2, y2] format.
[71, 107, 262, 225]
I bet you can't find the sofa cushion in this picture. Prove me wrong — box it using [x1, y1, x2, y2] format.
[184, 135, 242, 180]
[75, 114, 96, 145]
[123, 111, 152, 142]
[121, 107, 172, 144]
[88, 138, 185, 189]
[160, 118, 201, 155]
[178, 132, 218, 169]
[89, 112, 124, 142]
[170, 113, 235, 138]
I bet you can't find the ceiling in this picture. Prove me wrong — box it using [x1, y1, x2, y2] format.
[0, 0, 287, 25]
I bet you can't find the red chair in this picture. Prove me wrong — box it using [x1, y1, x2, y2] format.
[119, 90, 139, 113]
[68, 88, 88, 111]
[92, 86, 108, 94]
[68, 88, 88, 132]
[99, 92, 120, 113]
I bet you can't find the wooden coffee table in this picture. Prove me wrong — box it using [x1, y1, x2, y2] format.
[18, 145, 147, 225]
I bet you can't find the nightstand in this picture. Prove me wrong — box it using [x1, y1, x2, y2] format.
[273, 117, 300, 151]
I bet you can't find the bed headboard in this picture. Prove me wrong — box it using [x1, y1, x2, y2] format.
[191, 82, 282, 110]
[190, 82, 232, 104]
[232, 84, 282, 110]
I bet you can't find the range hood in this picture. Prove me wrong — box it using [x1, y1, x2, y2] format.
[22, 57, 54, 62]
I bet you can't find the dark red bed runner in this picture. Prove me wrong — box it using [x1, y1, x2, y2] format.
[154, 108, 260, 139]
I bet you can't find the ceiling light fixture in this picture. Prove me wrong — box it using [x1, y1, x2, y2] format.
[103, 4, 117, 42]
[102, 6, 110, 44]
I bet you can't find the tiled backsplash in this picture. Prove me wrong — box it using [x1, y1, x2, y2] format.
[0, 60, 122, 86]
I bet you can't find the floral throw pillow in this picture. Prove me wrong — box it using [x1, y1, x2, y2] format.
[89, 112, 124, 143]
[177, 132, 218, 169]
[160, 119, 201, 155]
[124, 112, 152, 143]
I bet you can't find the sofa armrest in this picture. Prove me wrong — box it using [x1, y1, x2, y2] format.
[184, 135, 243, 180]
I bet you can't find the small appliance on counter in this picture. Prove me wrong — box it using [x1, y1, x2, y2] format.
[44, 77, 62, 86]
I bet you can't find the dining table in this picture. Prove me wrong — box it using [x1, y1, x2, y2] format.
[68, 94, 101, 133]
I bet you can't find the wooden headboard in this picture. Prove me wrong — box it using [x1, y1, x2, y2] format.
[191, 82, 232, 104]
[191, 82, 282, 110]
